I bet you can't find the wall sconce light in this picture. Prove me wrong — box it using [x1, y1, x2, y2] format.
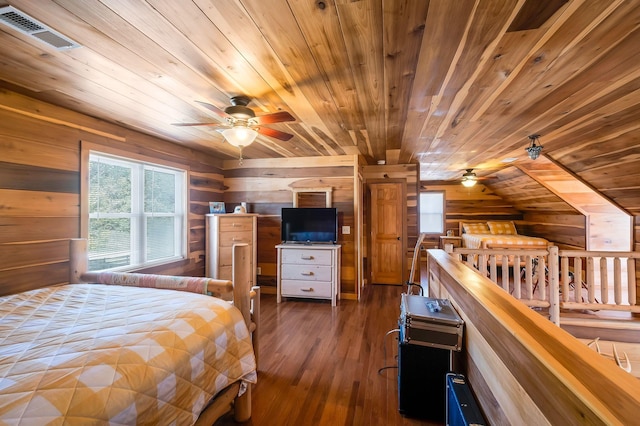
[525, 134, 543, 160]
[461, 169, 477, 187]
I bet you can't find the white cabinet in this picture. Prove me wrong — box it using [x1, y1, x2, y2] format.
[206, 214, 257, 287]
[276, 244, 341, 306]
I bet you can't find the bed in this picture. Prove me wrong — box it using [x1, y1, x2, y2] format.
[0, 239, 259, 425]
[457, 220, 550, 269]
[459, 220, 550, 250]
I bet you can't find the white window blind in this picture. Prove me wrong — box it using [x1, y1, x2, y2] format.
[88, 153, 186, 271]
[419, 192, 445, 233]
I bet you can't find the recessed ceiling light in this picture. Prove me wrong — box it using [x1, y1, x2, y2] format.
[501, 157, 518, 163]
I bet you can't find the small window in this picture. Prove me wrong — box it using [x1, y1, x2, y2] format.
[88, 152, 186, 271]
[419, 191, 445, 234]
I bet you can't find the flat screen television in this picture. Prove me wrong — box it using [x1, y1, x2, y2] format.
[281, 207, 338, 244]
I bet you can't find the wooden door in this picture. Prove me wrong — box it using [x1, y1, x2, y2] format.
[370, 182, 404, 285]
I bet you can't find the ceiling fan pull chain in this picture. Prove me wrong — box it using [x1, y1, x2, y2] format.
[238, 146, 244, 165]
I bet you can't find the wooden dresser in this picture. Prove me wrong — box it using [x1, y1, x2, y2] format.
[206, 213, 257, 287]
[276, 244, 341, 306]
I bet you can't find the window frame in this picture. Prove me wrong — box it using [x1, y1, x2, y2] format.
[81, 141, 188, 272]
[418, 190, 446, 235]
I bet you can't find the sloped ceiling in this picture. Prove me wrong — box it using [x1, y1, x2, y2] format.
[0, 0, 639, 214]
[488, 167, 579, 214]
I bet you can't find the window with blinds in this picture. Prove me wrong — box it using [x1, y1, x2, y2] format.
[88, 153, 186, 271]
[419, 191, 445, 234]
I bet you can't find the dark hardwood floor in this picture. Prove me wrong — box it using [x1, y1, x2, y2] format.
[217, 284, 438, 425]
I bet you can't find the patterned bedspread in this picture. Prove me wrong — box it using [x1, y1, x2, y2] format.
[462, 233, 549, 249]
[0, 284, 257, 425]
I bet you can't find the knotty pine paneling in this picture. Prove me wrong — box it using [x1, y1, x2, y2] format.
[221, 156, 359, 297]
[521, 213, 586, 249]
[0, 91, 223, 295]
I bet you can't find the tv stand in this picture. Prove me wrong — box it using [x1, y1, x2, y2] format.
[276, 244, 341, 306]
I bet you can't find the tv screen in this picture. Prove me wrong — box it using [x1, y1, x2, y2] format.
[281, 207, 338, 244]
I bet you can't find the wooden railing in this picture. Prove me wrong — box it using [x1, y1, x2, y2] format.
[446, 245, 639, 325]
[427, 249, 640, 425]
[558, 250, 639, 314]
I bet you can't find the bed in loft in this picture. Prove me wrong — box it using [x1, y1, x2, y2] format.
[0, 239, 259, 425]
[459, 220, 550, 250]
[457, 220, 551, 269]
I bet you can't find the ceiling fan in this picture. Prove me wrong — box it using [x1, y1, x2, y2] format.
[460, 169, 499, 187]
[173, 95, 296, 149]
[461, 169, 478, 187]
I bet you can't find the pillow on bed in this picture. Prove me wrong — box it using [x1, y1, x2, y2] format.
[487, 221, 518, 235]
[462, 222, 490, 234]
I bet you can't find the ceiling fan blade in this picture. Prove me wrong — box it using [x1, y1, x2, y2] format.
[172, 122, 226, 127]
[256, 126, 294, 141]
[194, 100, 230, 119]
[253, 110, 295, 125]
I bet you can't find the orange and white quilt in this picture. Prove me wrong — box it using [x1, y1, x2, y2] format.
[462, 233, 549, 249]
[0, 284, 256, 425]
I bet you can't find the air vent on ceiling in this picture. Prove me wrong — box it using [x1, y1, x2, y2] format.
[0, 5, 80, 50]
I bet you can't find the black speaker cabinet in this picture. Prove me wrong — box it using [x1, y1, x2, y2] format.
[398, 339, 451, 421]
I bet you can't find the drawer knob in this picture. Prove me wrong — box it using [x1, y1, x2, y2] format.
[301, 255, 314, 260]
[301, 271, 314, 276]
[301, 288, 314, 292]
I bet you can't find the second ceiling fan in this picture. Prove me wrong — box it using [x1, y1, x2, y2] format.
[174, 95, 296, 146]
[461, 169, 496, 187]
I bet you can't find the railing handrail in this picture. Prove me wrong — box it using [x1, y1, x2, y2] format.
[559, 250, 640, 258]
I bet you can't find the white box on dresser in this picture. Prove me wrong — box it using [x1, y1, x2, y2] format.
[206, 213, 258, 287]
[276, 244, 341, 306]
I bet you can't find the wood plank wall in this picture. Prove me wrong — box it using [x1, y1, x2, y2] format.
[362, 164, 418, 282]
[221, 156, 359, 297]
[0, 89, 223, 296]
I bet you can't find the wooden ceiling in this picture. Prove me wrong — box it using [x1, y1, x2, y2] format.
[0, 1, 639, 202]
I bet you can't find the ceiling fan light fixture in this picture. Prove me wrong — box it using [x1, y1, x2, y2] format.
[461, 169, 478, 187]
[526, 134, 543, 160]
[222, 126, 258, 148]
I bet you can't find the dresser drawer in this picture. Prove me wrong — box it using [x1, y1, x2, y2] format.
[281, 280, 332, 298]
[218, 230, 253, 247]
[218, 217, 254, 232]
[281, 264, 332, 281]
[280, 249, 333, 265]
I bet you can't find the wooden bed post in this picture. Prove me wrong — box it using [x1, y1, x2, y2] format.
[232, 244, 251, 329]
[251, 285, 261, 367]
[69, 238, 88, 284]
[232, 243, 253, 423]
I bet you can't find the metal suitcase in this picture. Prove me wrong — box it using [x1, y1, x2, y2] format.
[399, 293, 464, 351]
